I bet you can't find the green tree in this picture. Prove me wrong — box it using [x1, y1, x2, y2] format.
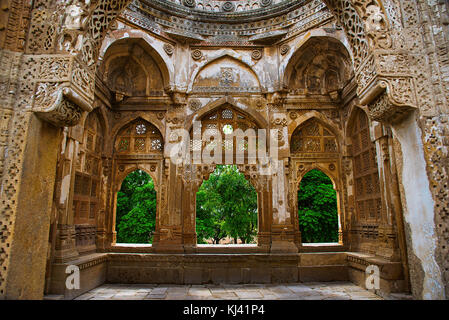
[116, 170, 156, 243]
[298, 169, 339, 243]
[196, 165, 258, 244]
[196, 172, 227, 244]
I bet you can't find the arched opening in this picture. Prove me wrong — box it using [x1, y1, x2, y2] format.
[115, 170, 157, 244]
[298, 169, 339, 243]
[196, 165, 258, 245]
[189, 104, 261, 164]
[111, 118, 164, 246]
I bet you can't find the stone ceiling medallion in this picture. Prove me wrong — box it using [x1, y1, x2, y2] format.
[221, 2, 235, 12]
[251, 49, 263, 60]
[183, 0, 196, 8]
[191, 49, 203, 60]
[280, 44, 290, 55]
[164, 43, 174, 56]
[260, 0, 273, 7]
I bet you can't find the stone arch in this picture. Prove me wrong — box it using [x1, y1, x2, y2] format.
[81, 106, 108, 141]
[194, 164, 260, 245]
[348, 106, 383, 225]
[185, 96, 269, 132]
[99, 37, 172, 93]
[345, 105, 371, 136]
[283, 36, 353, 95]
[297, 165, 339, 192]
[113, 118, 164, 155]
[114, 165, 158, 193]
[289, 114, 342, 154]
[296, 167, 342, 244]
[188, 54, 262, 93]
[111, 114, 166, 145]
[112, 167, 159, 245]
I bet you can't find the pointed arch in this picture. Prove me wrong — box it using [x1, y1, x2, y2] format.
[113, 118, 164, 155]
[297, 168, 340, 243]
[283, 36, 353, 94]
[99, 37, 172, 94]
[111, 114, 165, 143]
[185, 96, 268, 132]
[188, 54, 262, 93]
[289, 110, 343, 144]
[290, 116, 341, 154]
[114, 165, 158, 193]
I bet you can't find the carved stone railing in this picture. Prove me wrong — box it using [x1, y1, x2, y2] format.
[75, 224, 97, 255]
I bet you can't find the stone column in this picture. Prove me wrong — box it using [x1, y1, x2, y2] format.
[52, 128, 80, 263]
[152, 161, 184, 253]
[267, 160, 298, 253]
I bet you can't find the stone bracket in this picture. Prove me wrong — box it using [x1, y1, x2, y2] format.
[31, 54, 94, 127]
[359, 76, 417, 123]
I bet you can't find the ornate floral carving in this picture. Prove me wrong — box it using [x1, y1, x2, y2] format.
[251, 49, 263, 60]
[191, 49, 203, 60]
[183, 0, 196, 8]
[260, 0, 273, 7]
[35, 96, 83, 127]
[280, 44, 290, 55]
[163, 43, 174, 56]
[221, 2, 235, 12]
[189, 99, 202, 112]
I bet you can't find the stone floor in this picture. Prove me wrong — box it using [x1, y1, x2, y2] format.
[74, 281, 384, 300]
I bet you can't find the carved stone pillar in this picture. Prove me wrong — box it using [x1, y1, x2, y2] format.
[152, 161, 184, 253]
[52, 129, 80, 262]
[372, 123, 402, 262]
[96, 155, 112, 250]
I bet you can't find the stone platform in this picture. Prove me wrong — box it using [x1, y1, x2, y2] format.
[49, 251, 406, 300]
[73, 282, 384, 300]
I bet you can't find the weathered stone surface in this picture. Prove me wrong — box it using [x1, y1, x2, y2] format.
[0, 0, 448, 301]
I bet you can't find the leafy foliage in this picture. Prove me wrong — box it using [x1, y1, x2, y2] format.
[298, 169, 339, 243]
[116, 170, 156, 243]
[196, 165, 258, 244]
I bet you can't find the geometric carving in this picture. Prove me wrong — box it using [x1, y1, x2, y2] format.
[350, 108, 381, 223]
[191, 49, 203, 60]
[115, 119, 163, 154]
[35, 94, 83, 127]
[291, 119, 338, 154]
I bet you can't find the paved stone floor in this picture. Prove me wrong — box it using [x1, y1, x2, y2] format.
[74, 281, 384, 300]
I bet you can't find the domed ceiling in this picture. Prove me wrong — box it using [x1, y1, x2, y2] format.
[165, 0, 291, 13]
[119, 0, 334, 45]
